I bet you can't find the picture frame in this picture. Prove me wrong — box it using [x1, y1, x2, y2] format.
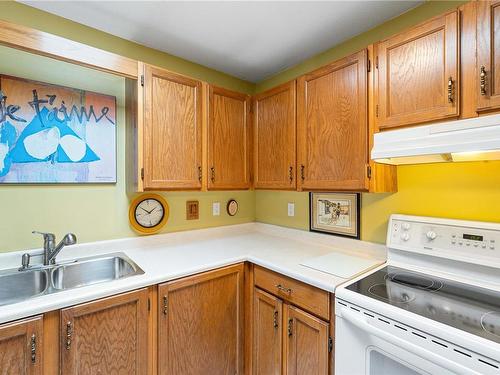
[309, 192, 360, 239]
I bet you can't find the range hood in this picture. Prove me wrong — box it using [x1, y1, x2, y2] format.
[371, 114, 500, 165]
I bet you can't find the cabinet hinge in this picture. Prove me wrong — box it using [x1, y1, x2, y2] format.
[367, 59, 371, 73]
[140, 167, 144, 181]
[328, 337, 333, 353]
[375, 56, 379, 69]
[140, 75, 144, 87]
[147, 298, 151, 311]
[367, 165, 372, 179]
[375, 104, 379, 118]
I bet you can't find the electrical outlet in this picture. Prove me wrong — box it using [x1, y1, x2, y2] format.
[213, 202, 220, 216]
[287, 202, 295, 217]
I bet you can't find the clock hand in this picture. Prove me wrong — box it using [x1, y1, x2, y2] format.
[139, 207, 150, 214]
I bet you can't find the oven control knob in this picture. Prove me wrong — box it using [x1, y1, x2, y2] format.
[402, 223, 411, 231]
[426, 231, 437, 241]
[400, 233, 410, 241]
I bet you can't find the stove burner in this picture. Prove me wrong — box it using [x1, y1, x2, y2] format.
[386, 272, 444, 292]
[481, 311, 500, 338]
[368, 283, 415, 304]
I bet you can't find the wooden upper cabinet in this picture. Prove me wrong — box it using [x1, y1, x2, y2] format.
[143, 64, 203, 190]
[208, 85, 251, 190]
[158, 263, 244, 375]
[376, 11, 459, 129]
[477, 1, 500, 112]
[0, 316, 43, 375]
[254, 81, 296, 190]
[297, 49, 369, 191]
[284, 305, 329, 375]
[253, 288, 283, 375]
[60, 289, 149, 375]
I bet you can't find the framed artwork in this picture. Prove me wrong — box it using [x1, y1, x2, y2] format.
[309, 192, 360, 239]
[0, 75, 116, 184]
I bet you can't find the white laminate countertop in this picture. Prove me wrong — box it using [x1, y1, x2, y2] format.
[0, 223, 387, 324]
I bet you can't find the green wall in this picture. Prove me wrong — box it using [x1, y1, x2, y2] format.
[0, 46, 254, 253]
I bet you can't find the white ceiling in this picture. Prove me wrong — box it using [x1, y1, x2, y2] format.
[23, 1, 422, 82]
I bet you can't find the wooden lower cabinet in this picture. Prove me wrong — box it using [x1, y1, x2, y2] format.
[0, 315, 43, 375]
[60, 288, 149, 374]
[158, 263, 244, 375]
[284, 305, 329, 375]
[253, 288, 283, 375]
[253, 287, 330, 375]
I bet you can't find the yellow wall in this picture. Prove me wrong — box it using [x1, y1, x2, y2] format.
[0, 44, 254, 253]
[256, 161, 500, 244]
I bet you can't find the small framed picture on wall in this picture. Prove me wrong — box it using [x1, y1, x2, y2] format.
[309, 192, 360, 239]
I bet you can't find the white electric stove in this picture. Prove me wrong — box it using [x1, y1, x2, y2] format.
[335, 214, 500, 375]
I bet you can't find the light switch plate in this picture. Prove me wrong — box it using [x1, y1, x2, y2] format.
[287, 202, 295, 217]
[186, 200, 199, 220]
[213, 202, 220, 216]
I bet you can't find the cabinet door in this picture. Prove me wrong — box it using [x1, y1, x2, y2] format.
[143, 64, 203, 190]
[284, 305, 329, 375]
[376, 11, 459, 129]
[297, 50, 369, 191]
[0, 316, 42, 375]
[61, 289, 149, 374]
[477, 1, 500, 111]
[158, 263, 244, 375]
[208, 86, 251, 190]
[254, 81, 296, 190]
[253, 288, 282, 375]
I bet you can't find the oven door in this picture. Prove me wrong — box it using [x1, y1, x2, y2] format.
[335, 305, 482, 375]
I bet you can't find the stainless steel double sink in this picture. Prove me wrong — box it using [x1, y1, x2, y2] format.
[0, 253, 144, 306]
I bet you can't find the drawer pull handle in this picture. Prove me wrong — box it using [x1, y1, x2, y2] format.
[65, 321, 72, 350]
[276, 284, 292, 294]
[30, 334, 36, 363]
[447, 77, 454, 103]
[288, 318, 293, 337]
[273, 310, 279, 329]
[480, 66, 487, 96]
[163, 296, 168, 315]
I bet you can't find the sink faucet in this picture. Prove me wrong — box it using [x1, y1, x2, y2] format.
[32, 231, 77, 265]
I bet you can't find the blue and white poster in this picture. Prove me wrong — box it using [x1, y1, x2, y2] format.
[0, 75, 116, 183]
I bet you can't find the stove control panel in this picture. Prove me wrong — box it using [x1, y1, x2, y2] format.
[388, 215, 500, 261]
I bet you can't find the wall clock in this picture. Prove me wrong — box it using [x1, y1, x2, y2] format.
[129, 193, 169, 234]
[227, 199, 239, 216]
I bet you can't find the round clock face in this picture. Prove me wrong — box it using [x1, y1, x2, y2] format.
[227, 199, 238, 216]
[135, 198, 165, 228]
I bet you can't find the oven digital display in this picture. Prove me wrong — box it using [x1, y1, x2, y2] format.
[463, 234, 483, 241]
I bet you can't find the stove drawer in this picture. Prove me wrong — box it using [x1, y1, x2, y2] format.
[254, 265, 330, 320]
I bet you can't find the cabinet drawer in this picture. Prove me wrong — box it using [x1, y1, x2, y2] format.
[254, 266, 330, 320]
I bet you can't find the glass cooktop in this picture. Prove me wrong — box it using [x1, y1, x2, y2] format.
[347, 265, 500, 344]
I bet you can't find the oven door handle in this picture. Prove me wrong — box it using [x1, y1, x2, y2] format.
[340, 308, 482, 375]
